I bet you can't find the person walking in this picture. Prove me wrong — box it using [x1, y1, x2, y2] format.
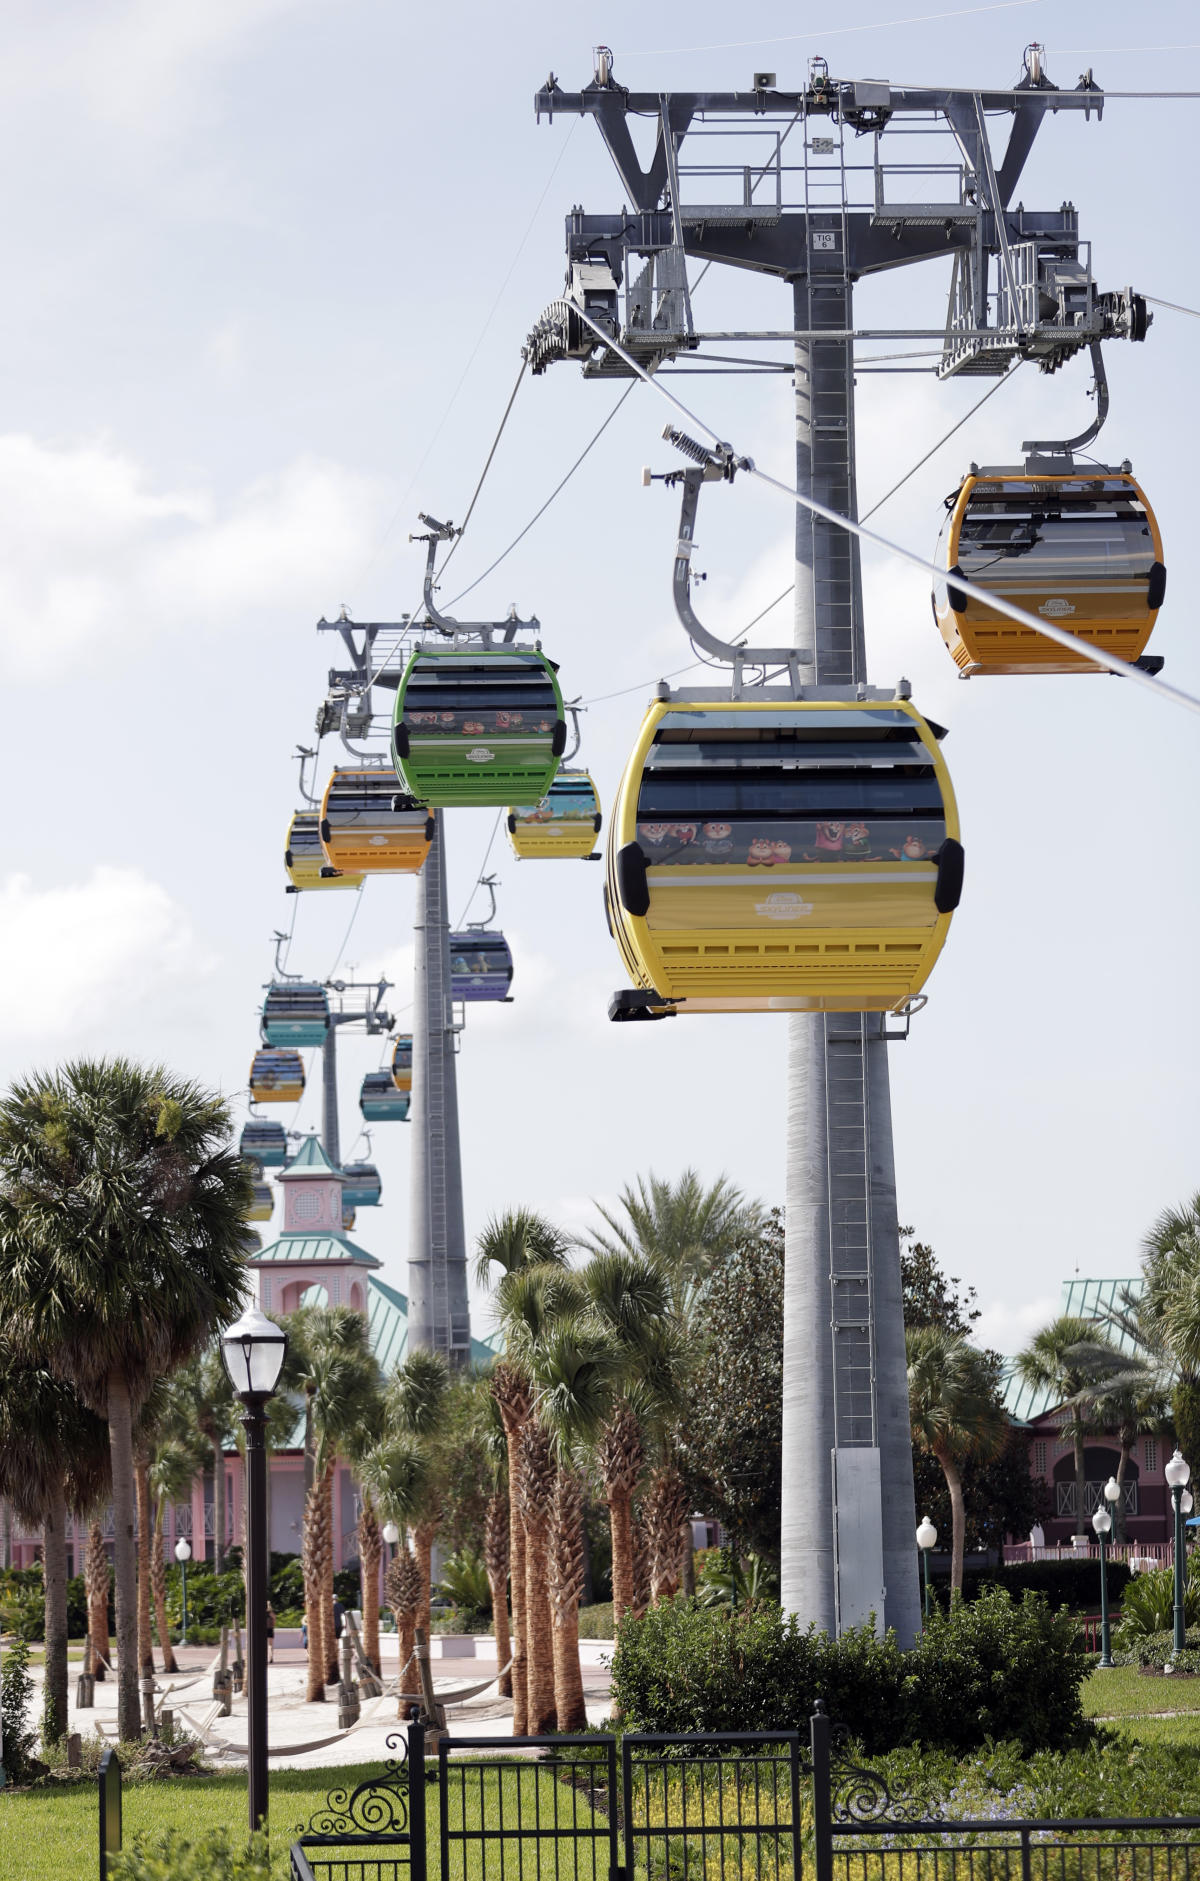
[265, 1601, 276, 1665]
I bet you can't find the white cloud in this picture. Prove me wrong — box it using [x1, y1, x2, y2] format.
[974, 1294, 1059, 1360]
[0, 865, 216, 1041]
[0, 435, 392, 678]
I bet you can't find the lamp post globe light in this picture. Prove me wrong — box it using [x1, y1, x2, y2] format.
[916, 1517, 937, 1624]
[174, 1537, 192, 1646]
[382, 1520, 399, 1552]
[1091, 1504, 1114, 1668]
[1165, 1449, 1192, 1660]
[221, 1306, 288, 1833]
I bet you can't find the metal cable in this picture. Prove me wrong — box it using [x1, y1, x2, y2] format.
[435, 359, 529, 580]
[444, 383, 637, 607]
[1146, 295, 1200, 319]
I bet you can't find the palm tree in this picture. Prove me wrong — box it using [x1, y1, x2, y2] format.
[358, 1434, 431, 1700]
[528, 1313, 617, 1730]
[0, 1059, 251, 1741]
[1140, 1194, 1200, 1458]
[0, 1336, 110, 1743]
[1016, 1316, 1126, 1540]
[289, 1306, 382, 1698]
[907, 1327, 1007, 1592]
[388, 1349, 452, 1640]
[476, 1209, 572, 1734]
[581, 1173, 760, 1603]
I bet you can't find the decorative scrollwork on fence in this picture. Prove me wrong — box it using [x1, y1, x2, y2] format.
[830, 1753, 944, 1826]
[304, 1733, 411, 1837]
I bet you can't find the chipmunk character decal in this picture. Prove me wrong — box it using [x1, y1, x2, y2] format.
[702, 821, 734, 855]
[747, 837, 778, 867]
[843, 822, 872, 858]
[890, 833, 937, 860]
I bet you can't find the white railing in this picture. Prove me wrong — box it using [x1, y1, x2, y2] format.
[1004, 1541, 1173, 1568]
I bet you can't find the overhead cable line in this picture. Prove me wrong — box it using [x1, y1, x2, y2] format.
[570, 302, 1200, 720]
[434, 358, 529, 581]
[1146, 295, 1200, 319]
[351, 121, 579, 590]
[445, 383, 638, 607]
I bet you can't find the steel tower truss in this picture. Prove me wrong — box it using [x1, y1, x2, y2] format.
[527, 48, 1146, 1640]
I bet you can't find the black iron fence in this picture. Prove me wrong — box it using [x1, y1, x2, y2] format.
[290, 1724, 426, 1881]
[284, 1714, 1200, 1881]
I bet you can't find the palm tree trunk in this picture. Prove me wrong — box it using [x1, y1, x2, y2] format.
[645, 1465, 689, 1603]
[1115, 1438, 1132, 1545]
[484, 1489, 512, 1699]
[135, 1456, 154, 1675]
[937, 1446, 967, 1594]
[608, 1489, 635, 1628]
[548, 1467, 586, 1732]
[151, 1498, 177, 1675]
[386, 1549, 422, 1700]
[492, 1370, 531, 1731]
[323, 1466, 339, 1687]
[358, 1502, 382, 1676]
[212, 1437, 226, 1573]
[414, 1522, 437, 1639]
[301, 1465, 330, 1702]
[86, 1519, 110, 1680]
[106, 1370, 142, 1740]
[519, 1421, 557, 1735]
[42, 1481, 69, 1745]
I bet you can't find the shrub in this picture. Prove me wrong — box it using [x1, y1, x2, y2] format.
[109, 1829, 270, 1879]
[945, 1559, 1134, 1611]
[904, 1585, 1086, 1752]
[1113, 1564, 1200, 1645]
[436, 1549, 491, 1618]
[578, 1602, 614, 1640]
[1111, 1627, 1200, 1671]
[610, 1587, 1087, 1756]
[0, 1636, 38, 1784]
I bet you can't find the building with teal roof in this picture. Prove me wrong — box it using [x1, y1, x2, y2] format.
[1000, 1275, 1175, 1558]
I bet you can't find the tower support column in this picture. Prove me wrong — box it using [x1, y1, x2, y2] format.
[407, 811, 471, 1360]
[780, 271, 920, 1644]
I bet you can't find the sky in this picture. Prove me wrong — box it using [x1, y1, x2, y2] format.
[5, 0, 1200, 1357]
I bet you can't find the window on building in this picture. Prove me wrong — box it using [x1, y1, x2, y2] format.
[294, 1191, 321, 1221]
[1144, 1437, 1158, 1472]
[262, 1278, 272, 1309]
[1033, 1441, 1047, 1476]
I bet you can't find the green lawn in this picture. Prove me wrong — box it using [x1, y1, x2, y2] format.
[0, 1759, 607, 1881]
[1083, 1663, 1200, 1719]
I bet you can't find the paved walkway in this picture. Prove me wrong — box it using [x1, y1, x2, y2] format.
[30, 1636, 615, 1771]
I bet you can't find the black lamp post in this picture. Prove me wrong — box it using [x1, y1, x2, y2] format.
[1166, 1448, 1192, 1662]
[916, 1516, 937, 1623]
[221, 1305, 288, 1834]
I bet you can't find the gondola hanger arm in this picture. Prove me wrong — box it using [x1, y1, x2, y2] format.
[408, 512, 541, 645]
[644, 430, 812, 686]
[563, 700, 585, 763]
[1021, 341, 1111, 460]
[294, 745, 322, 807]
[271, 932, 304, 982]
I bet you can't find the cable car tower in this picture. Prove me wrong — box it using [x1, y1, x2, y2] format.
[528, 44, 1150, 1641]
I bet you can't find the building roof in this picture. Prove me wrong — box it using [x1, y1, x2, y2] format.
[251, 1231, 382, 1269]
[368, 1274, 500, 1372]
[278, 1134, 343, 1180]
[1001, 1277, 1147, 1423]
